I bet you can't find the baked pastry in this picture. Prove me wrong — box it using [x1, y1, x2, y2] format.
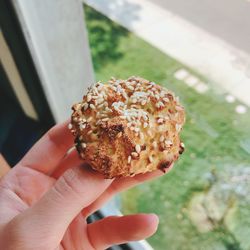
[69, 76, 185, 178]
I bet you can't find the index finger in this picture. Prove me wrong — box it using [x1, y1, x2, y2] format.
[18, 120, 74, 175]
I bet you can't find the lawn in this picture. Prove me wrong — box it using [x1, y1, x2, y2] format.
[84, 5, 250, 250]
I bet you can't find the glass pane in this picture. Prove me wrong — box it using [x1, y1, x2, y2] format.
[84, 4, 250, 250]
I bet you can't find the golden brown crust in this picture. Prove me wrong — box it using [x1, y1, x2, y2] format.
[69, 76, 185, 178]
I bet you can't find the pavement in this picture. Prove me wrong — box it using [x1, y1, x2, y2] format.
[83, 0, 250, 107]
[151, 0, 250, 55]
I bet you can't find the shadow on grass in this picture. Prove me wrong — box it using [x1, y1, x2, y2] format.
[84, 4, 129, 70]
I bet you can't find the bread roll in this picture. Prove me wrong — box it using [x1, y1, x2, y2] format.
[69, 76, 185, 178]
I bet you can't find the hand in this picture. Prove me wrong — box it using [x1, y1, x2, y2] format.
[0, 121, 171, 250]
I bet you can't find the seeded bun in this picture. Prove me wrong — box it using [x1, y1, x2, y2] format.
[69, 76, 185, 178]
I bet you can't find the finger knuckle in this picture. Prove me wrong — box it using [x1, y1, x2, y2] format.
[54, 167, 83, 199]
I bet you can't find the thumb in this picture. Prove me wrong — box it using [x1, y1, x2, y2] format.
[18, 165, 112, 244]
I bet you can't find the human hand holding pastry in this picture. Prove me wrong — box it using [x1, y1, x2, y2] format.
[0, 77, 185, 250]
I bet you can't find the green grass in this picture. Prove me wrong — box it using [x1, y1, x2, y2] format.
[84, 5, 250, 250]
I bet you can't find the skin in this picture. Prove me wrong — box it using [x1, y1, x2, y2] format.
[0, 154, 10, 177]
[0, 121, 173, 250]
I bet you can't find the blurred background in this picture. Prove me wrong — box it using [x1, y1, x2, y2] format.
[1, 0, 250, 249]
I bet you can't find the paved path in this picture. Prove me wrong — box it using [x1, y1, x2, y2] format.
[84, 0, 250, 106]
[151, 0, 250, 55]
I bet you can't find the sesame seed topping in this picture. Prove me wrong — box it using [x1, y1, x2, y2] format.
[158, 101, 164, 107]
[97, 103, 104, 109]
[87, 95, 92, 102]
[160, 142, 165, 149]
[97, 98, 104, 104]
[134, 127, 140, 133]
[102, 118, 109, 122]
[165, 140, 173, 146]
[96, 120, 102, 125]
[79, 124, 86, 130]
[92, 86, 98, 93]
[112, 86, 117, 91]
[122, 92, 128, 99]
[152, 141, 157, 149]
[97, 85, 103, 91]
[140, 132, 144, 140]
[87, 117, 93, 122]
[160, 91, 165, 97]
[176, 124, 181, 132]
[127, 85, 134, 91]
[105, 107, 111, 112]
[135, 144, 141, 154]
[90, 104, 96, 110]
[87, 130, 93, 135]
[157, 118, 164, 124]
[180, 142, 185, 148]
[117, 132, 122, 138]
[71, 77, 184, 168]
[68, 123, 73, 130]
[128, 155, 132, 164]
[149, 155, 153, 163]
[83, 103, 89, 110]
[131, 152, 138, 157]
[160, 135, 165, 142]
[155, 94, 160, 100]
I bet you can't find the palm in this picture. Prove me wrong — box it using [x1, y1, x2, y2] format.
[1, 166, 93, 249]
[0, 166, 54, 223]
